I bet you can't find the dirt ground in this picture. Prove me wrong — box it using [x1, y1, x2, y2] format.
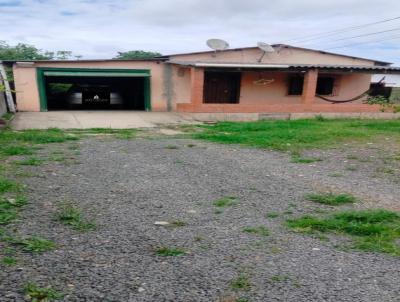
[1, 132, 399, 302]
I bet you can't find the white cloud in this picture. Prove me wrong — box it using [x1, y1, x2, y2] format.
[0, 0, 399, 64]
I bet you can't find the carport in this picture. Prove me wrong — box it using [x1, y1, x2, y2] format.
[37, 68, 151, 111]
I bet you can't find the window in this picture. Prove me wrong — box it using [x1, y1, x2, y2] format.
[203, 72, 241, 104]
[316, 77, 335, 95]
[288, 75, 336, 96]
[288, 76, 304, 95]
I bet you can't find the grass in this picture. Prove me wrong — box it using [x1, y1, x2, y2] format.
[0, 145, 34, 156]
[14, 157, 44, 166]
[287, 209, 400, 255]
[213, 196, 238, 208]
[1, 256, 17, 265]
[155, 246, 186, 257]
[0, 177, 20, 194]
[55, 204, 95, 231]
[266, 212, 279, 218]
[305, 192, 356, 205]
[1, 112, 14, 121]
[0, 128, 78, 145]
[242, 226, 270, 236]
[230, 274, 252, 291]
[69, 128, 137, 139]
[4, 236, 56, 253]
[169, 220, 186, 227]
[165, 145, 179, 149]
[270, 275, 290, 282]
[291, 156, 322, 163]
[24, 282, 63, 302]
[0, 196, 27, 225]
[191, 119, 400, 152]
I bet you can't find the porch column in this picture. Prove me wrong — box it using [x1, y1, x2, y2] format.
[301, 69, 318, 104]
[190, 67, 204, 106]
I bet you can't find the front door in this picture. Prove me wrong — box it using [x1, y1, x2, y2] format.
[203, 71, 241, 104]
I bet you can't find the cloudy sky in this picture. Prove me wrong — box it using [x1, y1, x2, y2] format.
[1, 0, 400, 64]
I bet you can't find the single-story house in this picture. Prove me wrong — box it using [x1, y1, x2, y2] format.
[7, 44, 400, 113]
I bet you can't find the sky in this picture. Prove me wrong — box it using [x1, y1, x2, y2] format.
[1, 0, 400, 64]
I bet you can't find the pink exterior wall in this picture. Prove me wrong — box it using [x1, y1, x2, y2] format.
[13, 60, 167, 112]
[169, 47, 376, 66]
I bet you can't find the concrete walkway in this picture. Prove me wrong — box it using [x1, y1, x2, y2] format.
[11, 111, 200, 130]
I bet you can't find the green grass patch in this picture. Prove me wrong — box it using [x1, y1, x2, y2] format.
[213, 196, 238, 208]
[1, 256, 17, 265]
[0, 196, 27, 225]
[230, 274, 252, 291]
[242, 226, 270, 236]
[287, 209, 400, 255]
[0, 145, 34, 156]
[55, 204, 95, 231]
[0, 177, 20, 194]
[6, 236, 56, 253]
[155, 246, 186, 257]
[14, 157, 44, 166]
[266, 212, 279, 218]
[24, 282, 63, 302]
[305, 192, 356, 205]
[165, 145, 179, 149]
[291, 156, 322, 163]
[169, 220, 186, 227]
[191, 119, 400, 151]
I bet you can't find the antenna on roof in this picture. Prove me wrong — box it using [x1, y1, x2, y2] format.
[206, 39, 229, 55]
[257, 42, 275, 62]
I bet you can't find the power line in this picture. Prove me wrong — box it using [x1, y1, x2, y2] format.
[315, 27, 400, 44]
[324, 34, 400, 50]
[285, 16, 400, 44]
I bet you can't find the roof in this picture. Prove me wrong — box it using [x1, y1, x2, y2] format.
[0, 58, 164, 64]
[167, 60, 400, 73]
[158, 44, 392, 66]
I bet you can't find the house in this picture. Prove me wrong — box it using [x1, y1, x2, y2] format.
[7, 44, 400, 113]
[371, 74, 400, 103]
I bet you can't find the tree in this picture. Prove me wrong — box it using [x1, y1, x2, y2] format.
[113, 50, 161, 60]
[0, 41, 77, 61]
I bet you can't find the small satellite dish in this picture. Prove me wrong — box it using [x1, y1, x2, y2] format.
[257, 42, 275, 62]
[257, 42, 275, 53]
[206, 39, 229, 51]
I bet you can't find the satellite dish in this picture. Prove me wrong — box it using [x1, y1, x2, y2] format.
[257, 42, 275, 62]
[257, 42, 275, 53]
[206, 39, 229, 51]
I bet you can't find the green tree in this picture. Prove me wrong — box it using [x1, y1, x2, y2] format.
[0, 41, 53, 60]
[113, 50, 161, 60]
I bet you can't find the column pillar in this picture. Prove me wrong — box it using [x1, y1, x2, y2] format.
[190, 67, 204, 106]
[301, 69, 318, 104]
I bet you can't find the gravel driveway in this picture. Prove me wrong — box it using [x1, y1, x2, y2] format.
[1, 135, 399, 302]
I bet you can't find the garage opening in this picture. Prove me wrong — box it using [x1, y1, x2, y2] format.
[38, 69, 150, 111]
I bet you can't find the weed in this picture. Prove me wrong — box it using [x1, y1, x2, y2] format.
[213, 196, 238, 208]
[346, 166, 358, 171]
[24, 282, 63, 302]
[165, 145, 179, 149]
[0, 177, 20, 194]
[305, 192, 356, 205]
[155, 246, 186, 257]
[0, 146, 34, 156]
[186, 144, 196, 148]
[375, 167, 395, 174]
[55, 204, 95, 231]
[270, 275, 290, 282]
[346, 154, 359, 160]
[242, 226, 269, 236]
[0, 196, 27, 225]
[287, 209, 400, 255]
[266, 212, 279, 218]
[1, 256, 17, 265]
[328, 172, 343, 177]
[10, 236, 56, 253]
[230, 274, 252, 291]
[291, 156, 322, 164]
[14, 157, 44, 166]
[169, 220, 186, 227]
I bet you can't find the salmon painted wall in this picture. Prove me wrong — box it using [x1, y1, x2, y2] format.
[13, 60, 168, 112]
[170, 47, 376, 66]
[172, 70, 371, 106]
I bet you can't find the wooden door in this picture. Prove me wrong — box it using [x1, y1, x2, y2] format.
[203, 72, 241, 103]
